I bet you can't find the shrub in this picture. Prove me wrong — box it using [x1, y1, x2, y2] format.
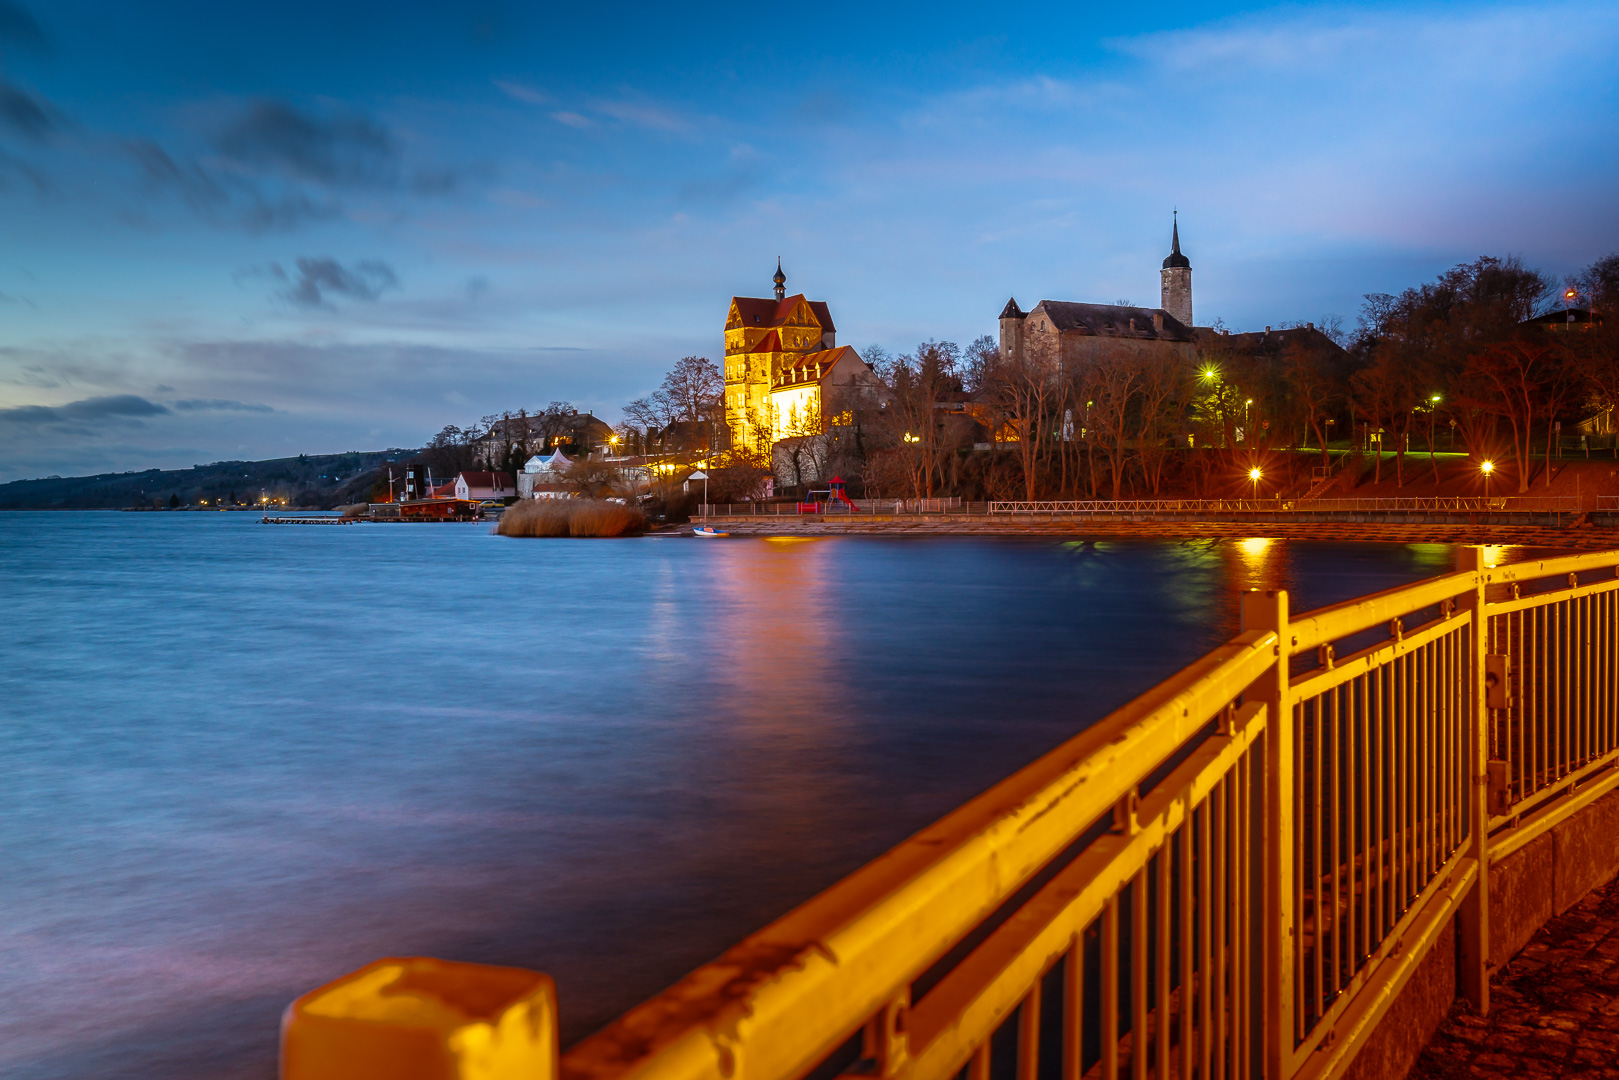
[495, 499, 647, 538]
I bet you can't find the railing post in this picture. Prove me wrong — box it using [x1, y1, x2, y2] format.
[1241, 589, 1293, 1080]
[1455, 546, 1492, 1015]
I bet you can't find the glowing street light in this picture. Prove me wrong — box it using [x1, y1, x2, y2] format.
[1249, 466, 1262, 500]
[1481, 459, 1495, 501]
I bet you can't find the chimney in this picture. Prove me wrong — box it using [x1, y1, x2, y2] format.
[1307, 322, 1314, 330]
[1152, 312, 1164, 332]
[1265, 325, 1272, 333]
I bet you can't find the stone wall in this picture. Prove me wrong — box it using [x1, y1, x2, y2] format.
[1349, 787, 1619, 1080]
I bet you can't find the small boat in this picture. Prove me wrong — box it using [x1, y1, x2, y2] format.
[692, 525, 729, 537]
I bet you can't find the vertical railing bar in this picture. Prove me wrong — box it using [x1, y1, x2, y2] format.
[1178, 815, 1193, 1080]
[1358, 671, 1371, 968]
[1104, 894, 1120, 1080]
[1018, 981, 1042, 1080]
[1063, 932, 1084, 1080]
[1157, 847, 1171, 1080]
[969, 1040, 990, 1080]
[1132, 867, 1149, 1080]
[1235, 754, 1247, 1080]
[1198, 801, 1213, 1080]
[1313, 685, 1324, 1022]
[1458, 547, 1491, 1015]
[1294, 702, 1305, 1040]
[1212, 779, 1226, 1080]
[1239, 751, 1253, 1080]
[1370, 666, 1384, 949]
[1330, 684, 1342, 998]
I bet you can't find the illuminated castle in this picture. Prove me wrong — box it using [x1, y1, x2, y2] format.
[723, 261, 880, 454]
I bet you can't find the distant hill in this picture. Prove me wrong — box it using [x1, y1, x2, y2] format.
[0, 449, 422, 510]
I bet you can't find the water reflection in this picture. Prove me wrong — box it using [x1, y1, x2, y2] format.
[0, 516, 1546, 1080]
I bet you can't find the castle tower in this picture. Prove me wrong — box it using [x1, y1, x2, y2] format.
[998, 297, 1026, 365]
[773, 258, 786, 301]
[1160, 214, 1192, 327]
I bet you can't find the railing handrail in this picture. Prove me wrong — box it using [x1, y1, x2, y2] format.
[987, 496, 1581, 514]
[560, 627, 1278, 1080]
[284, 546, 1619, 1080]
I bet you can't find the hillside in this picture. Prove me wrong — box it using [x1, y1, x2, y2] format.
[0, 449, 421, 510]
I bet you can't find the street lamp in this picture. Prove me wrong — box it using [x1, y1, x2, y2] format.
[1245, 399, 1254, 445]
[689, 469, 709, 510]
[1249, 466, 1262, 501]
[1481, 459, 1494, 501]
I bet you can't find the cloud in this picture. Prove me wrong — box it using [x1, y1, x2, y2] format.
[0, 1, 46, 52]
[495, 80, 549, 105]
[0, 78, 62, 141]
[0, 395, 169, 427]
[170, 398, 273, 413]
[213, 100, 399, 188]
[551, 111, 591, 129]
[128, 138, 340, 231]
[592, 99, 690, 133]
[272, 257, 399, 308]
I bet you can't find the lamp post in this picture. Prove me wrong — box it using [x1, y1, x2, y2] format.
[1249, 466, 1262, 501]
[1245, 399, 1253, 445]
[1481, 459, 1494, 503]
[689, 469, 709, 512]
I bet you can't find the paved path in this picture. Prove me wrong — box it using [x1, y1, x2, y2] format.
[1408, 872, 1619, 1079]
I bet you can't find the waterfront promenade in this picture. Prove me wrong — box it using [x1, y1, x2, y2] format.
[694, 509, 1619, 550]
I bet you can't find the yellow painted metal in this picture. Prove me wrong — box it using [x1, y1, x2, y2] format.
[905, 706, 1265, 1080]
[1456, 547, 1491, 1015]
[559, 631, 1276, 1080]
[281, 958, 557, 1080]
[285, 546, 1619, 1080]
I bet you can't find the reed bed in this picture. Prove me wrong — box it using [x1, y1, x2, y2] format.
[495, 499, 647, 538]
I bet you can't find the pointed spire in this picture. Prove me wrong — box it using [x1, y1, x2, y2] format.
[773, 257, 786, 301]
[1162, 211, 1190, 270]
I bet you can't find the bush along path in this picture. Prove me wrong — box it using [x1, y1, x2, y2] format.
[1408, 872, 1619, 1079]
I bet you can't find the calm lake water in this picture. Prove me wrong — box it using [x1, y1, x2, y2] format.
[2, 513, 1478, 1078]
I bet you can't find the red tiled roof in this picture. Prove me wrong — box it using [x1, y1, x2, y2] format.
[729, 293, 837, 335]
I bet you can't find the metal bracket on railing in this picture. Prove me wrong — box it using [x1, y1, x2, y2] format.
[1111, 791, 1140, 836]
[1317, 1029, 1338, 1053]
[1217, 702, 1237, 736]
[1570, 573, 1579, 589]
[1511, 583, 1521, 601]
[1485, 655, 1513, 710]
[1317, 643, 1335, 670]
[858, 990, 910, 1078]
[1389, 617, 1404, 642]
[1441, 598, 1455, 620]
[1487, 760, 1512, 815]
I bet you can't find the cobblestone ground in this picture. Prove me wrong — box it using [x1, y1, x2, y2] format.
[1408, 872, 1619, 1079]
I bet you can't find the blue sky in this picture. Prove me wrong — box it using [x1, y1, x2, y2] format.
[0, 0, 1615, 480]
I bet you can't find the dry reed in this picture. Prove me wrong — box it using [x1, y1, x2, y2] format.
[495, 499, 647, 538]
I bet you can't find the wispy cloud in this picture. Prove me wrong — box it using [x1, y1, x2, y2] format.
[170, 398, 273, 413]
[0, 394, 169, 427]
[494, 80, 549, 105]
[265, 257, 399, 309]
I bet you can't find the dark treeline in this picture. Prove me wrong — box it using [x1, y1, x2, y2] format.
[799, 252, 1619, 501]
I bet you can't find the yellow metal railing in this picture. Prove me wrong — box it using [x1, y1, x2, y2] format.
[283, 546, 1619, 1080]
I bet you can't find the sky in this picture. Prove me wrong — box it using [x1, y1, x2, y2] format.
[0, 0, 1615, 481]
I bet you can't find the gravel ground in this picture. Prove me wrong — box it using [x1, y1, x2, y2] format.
[1408, 873, 1619, 1079]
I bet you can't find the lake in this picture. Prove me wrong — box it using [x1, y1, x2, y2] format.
[1, 513, 1479, 1078]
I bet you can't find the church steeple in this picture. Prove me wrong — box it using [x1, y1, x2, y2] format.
[773, 258, 786, 301]
[1160, 213, 1193, 327]
[1162, 212, 1190, 270]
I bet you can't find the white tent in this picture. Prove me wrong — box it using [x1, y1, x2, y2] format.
[523, 448, 572, 474]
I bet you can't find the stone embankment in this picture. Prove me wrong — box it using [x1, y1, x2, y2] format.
[699, 513, 1619, 549]
[1407, 872, 1619, 1079]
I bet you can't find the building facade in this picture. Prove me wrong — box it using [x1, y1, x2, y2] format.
[723, 262, 883, 454]
[998, 219, 1200, 375]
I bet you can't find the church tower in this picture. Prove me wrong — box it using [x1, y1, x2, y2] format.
[1160, 214, 1192, 327]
